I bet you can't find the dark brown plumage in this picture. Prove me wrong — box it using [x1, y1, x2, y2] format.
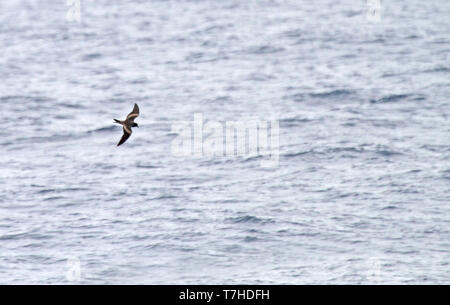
[114, 103, 140, 146]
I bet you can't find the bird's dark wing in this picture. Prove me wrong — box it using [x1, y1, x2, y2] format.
[126, 103, 140, 122]
[117, 127, 132, 146]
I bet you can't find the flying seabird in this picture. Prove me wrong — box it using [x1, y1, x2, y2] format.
[113, 103, 140, 146]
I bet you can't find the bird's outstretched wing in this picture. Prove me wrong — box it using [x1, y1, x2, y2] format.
[117, 127, 132, 146]
[126, 103, 140, 122]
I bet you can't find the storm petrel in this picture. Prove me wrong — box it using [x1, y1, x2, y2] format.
[114, 103, 140, 146]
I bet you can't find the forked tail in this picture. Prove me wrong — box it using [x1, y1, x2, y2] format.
[114, 119, 121, 124]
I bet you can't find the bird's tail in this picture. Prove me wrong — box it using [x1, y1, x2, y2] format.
[113, 119, 121, 124]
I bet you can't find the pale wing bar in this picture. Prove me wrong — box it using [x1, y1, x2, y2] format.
[117, 127, 132, 146]
[126, 103, 140, 121]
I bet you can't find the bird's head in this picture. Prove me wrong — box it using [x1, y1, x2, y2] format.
[132, 123, 139, 128]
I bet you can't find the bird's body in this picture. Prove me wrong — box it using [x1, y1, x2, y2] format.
[114, 103, 140, 146]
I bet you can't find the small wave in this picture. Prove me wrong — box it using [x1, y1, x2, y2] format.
[381, 205, 399, 210]
[128, 77, 149, 84]
[282, 29, 302, 39]
[185, 52, 204, 61]
[412, 96, 426, 101]
[136, 37, 154, 44]
[1, 95, 32, 102]
[285, 92, 307, 102]
[440, 169, 450, 180]
[280, 116, 312, 127]
[43, 196, 66, 201]
[376, 149, 403, 157]
[150, 195, 178, 200]
[226, 215, 274, 225]
[243, 45, 285, 55]
[309, 89, 354, 99]
[37, 189, 56, 194]
[60, 103, 85, 109]
[87, 126, 116, 134]
[285, 147, 363, 158]
[247, 72, 275, 81]
[208, 95, 231, 103]
[280, 116, 311, 123]
[405, 34, 420, 40]
[136, 163, 159, 169]
[283, 150, 313, 158]
[420, 144, 450, 153]
[243, 236, 260, 242]
[327, 147, 364, 154]
[423, 67, 450, 73]
[343, 10, 361, 18]
[82, 53, 102, 61]
[0, 233, 25, 241]
[1, 95, 54, 104]
[36, 187, 89, 195]
[0, 231, 51, 241]
[53, 114, 73, 120]
[370, 94, 409, 103]
[14, 133, 77, 145]
[246, 153, 267, 162]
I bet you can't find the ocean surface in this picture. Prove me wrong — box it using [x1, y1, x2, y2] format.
[0, 0, 449, 284]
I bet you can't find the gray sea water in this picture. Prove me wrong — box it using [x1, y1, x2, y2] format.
[0, 0, 449, 284]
